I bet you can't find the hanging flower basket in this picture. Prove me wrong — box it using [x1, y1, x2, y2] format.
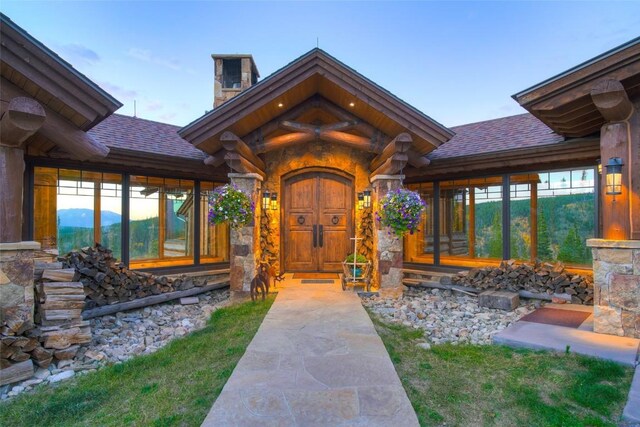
[208, 184, 254, 229]
[376, 188, 426, 237]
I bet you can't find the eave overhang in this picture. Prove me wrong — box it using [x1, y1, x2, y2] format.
[513, 37, 640, 138]
[179, 48, 454, 156]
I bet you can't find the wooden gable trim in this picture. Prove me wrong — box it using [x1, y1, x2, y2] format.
[179, 49, 453, 155]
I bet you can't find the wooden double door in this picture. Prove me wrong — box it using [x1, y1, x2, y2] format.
[283, 172, 353, 272]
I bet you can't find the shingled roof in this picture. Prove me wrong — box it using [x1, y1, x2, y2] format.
[427, 113, 565, 161]
[89, 114, 207, 161]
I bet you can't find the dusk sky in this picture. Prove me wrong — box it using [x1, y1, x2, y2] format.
[2, 1, 639, 128]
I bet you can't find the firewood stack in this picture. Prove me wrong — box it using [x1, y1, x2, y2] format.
[451, 260, 594, 305]
[60, 244, 206, 309]
[35, 264, 91, 363]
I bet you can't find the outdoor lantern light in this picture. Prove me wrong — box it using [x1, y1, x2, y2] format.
[262, 191, 271, 210]
[605, 157, 624, 196]
[270, 192, 278, 210]
[357, 192, 364, 209]
[363, 190, 372, 209]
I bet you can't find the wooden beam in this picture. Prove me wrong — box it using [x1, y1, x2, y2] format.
[370, 133, 413, 171]
[320, 129, 378, 152]
[406, 148, 431, 168]
[1, 81, 109, 160]
[591, 79, 633, 122]
[225, 152, 266, 179]
[0, 145, 24, 242]
[369, 152, 408, 179]
[220, 131, 265, 170]
[0, 96, 46, 147]
[204, 149, 228, 167]
[279, 120, 318, 133]
[256, 132, 315, 154]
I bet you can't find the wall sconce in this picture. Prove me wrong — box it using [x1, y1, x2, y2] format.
[363, 190, 372, 209]
[262, 191, 271, 210]
[605, 157, 623, 196]
[357, 193, 364, 209]
[270, 192, 278, 210]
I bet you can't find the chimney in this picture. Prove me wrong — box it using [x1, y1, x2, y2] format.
[212, 54, 259, 108]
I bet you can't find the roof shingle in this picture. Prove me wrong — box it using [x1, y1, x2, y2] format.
[89, 114, 207, 161]
[427, 113, 565, 161]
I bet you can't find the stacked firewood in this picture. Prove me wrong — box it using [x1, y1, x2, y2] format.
[60, 244, 206, 309]
[35, 264, 91, 364]
[451, 260, 594, 305]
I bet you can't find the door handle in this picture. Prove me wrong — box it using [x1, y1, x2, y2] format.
[319, 225, 324, 248]
[312, 225, 317, 248]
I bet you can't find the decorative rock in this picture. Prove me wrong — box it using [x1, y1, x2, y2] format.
[478, 291, 519, 311]
[48, 370, 74, 383]
[417, 342, 431, 350]
[180, 297, 199, 305]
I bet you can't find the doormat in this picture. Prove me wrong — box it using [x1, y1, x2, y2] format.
[300, 279, 335, 284]
[293, 273, 339, 279]
[519, 307, 591, 329]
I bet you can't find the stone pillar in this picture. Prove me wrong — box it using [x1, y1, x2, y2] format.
[370, 175, 404, 290]
[228, 173, 262, 294]
[0, 241, 39, 335]
[587, 239, 640, 338]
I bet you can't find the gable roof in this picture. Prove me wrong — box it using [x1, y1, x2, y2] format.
[428, 113, 564, 161]
[513, 36, 640, 137]
[179, 48, 454, 156]
[89, 114, 206, 161]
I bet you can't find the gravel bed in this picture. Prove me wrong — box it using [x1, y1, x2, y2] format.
[362, 287, 539, 346]
[1, 288, 229, 401]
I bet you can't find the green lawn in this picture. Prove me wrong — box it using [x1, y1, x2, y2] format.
[0, 296, 274, 427]
[369, 312, 633, 427]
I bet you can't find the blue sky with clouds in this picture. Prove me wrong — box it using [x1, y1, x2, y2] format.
[2, 1, 639, 127]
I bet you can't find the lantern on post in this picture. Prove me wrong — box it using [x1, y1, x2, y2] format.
[605, 157, 624, 196]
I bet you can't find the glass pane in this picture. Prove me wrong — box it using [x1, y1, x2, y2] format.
[100, 176, 122, 261]
[537, 167, 595, 266]
[404, 183, 434, 263]
[163, 182, 193, 258]
[441, 177, 503, 266]
[510, 174, 534, 261]
[201, 182, 229, 262]
[129, 183, 159, 260]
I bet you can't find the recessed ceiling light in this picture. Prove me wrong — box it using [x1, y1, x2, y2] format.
[349, 102, 355, 107]
[277, 102, 284, 108]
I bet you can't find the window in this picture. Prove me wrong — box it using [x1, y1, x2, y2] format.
[33, 167, 123, 259]
[222, 59, 241, 89]
[200, 182, 230, 262]
[129, 176, 194, 267]
[404, 183, 434, 263]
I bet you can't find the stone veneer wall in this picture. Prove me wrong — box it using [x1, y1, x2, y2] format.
[229, 173, 262, 293]
[587, 239, 640, 338]
[0, 242, 39, 335]
[371, 176, 404, 290]
[262, 141, 373, 274]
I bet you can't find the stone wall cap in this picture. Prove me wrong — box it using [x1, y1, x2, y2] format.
[586, 238, 640, 249]
[228, 173, 264, 181]
[369, 174, 405, 183]
[0, 241, 41, 251]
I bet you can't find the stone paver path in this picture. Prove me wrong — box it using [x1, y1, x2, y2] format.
[202, 279, 419, 426]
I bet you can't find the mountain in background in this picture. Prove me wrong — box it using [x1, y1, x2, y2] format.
[57, 209, 121, 228]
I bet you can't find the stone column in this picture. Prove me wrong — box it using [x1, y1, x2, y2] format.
[370, 175, 404, 291]
[587, 239, 640, 338]
[228, 173, 262, 294]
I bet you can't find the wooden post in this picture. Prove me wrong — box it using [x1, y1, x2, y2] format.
[468, 189, 475, 258]
[93, 181, 101, 245]
[590, 79, 636, 240]
[530, 182, 538, 260]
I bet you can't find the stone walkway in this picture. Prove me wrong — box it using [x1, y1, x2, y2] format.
[202, 278, 419, 426]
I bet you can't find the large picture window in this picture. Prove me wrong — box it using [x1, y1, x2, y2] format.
[33, 167, 123, 259]
[200, 182, 230, 262]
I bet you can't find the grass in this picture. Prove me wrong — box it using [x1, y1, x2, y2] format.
[369, 312, 634, 427]
[0, 296, 275, 427]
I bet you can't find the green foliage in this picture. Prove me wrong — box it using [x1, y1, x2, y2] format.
[208, 184, 254, 229]
[487, 211, 502, 258]
[558, 224, 587, 264]
[345, 253, 367, 263]
[0, 296, 275, 427]
[537, 210, 553, 260]
[376, 188, 426, 236]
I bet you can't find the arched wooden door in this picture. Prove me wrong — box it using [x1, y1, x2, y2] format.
[283, 171, 353, 272]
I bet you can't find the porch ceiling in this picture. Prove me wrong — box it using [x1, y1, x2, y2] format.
[179, 48, 454, 157]
[513, 37, 640, 137]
